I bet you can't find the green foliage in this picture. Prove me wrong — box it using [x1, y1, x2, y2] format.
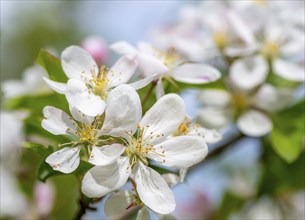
[36, 49, 68, 82]
[216, 191, 245, 219]
[50, 175, 81, 220]
[270, 99, 305, 163]
[258, 138, 305, 196]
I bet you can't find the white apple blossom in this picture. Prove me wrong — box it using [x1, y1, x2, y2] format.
[111, 41, 221, 99]
[2, 65, 51, 99]
[82, 94, 208, 214]
[41, 85, 141, 173]
[81, 36, 108, 65]
[43, 46, 155, 116]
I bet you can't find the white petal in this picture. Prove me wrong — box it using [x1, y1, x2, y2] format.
[229, 55, 268, 91]
[104, 190, 135, 218]
[172, 64, 221, 84]
[197, 107, 231, 129]
[136, 53, 168, 78]
[43, 77, 66, 94]
[156, 78, 165, 100]
[137, 207, 151, 220]
[61, 45, 98, 80]
[254, 84, 293, 112]
[46, 147, 81, 174]
[128, 74, 161, 90]
[135, 163, 175, 214]
[162, 173, 180, 188]
[65, 79, 106, 117]
[237, 110, 273, 137]
[42, 106, 77, 135]
[273, 59, 305, 82]
[110, 41, 137, 55]
[147, 136, 208, 169]
[227, 10, 256, 45]
[81, 157, 131, 198]
[69, 105, 94, 125]
[89, 144, 125, 166]
[107, 56, 137, 88]
[224, 44, 258, 57]
[189, 126, 222, 144]
[100, 85, 141, 138]
[140, 94, 185, 145]
[198, 89, 231, 108]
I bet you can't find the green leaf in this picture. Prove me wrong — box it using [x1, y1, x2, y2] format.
[270, 99, 305, 163]
[258, 137, 305, 196]
[148, 164, 178, 175]
[50, 175, 81, 220]
[38, 161, 62, 182]
[23, 142, 53, 158]
[36, 49, 68, 82]
[217, 191, 245, 219]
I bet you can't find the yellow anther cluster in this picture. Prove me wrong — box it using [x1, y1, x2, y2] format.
[213, 32, 227, 50]
[261, 42, 279, 59]
[163, 47, 181, 69]
[77, 125, 96, 142]
[232, 93, 248, 112]
[124, 125, 165, 167]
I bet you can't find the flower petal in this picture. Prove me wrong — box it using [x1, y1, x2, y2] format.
[229, 55, 268, 90]
[135, 163, 175, 214]
[100, 85, 141, 138]
[273, 59, 305, 82]
[147, 136, 208, 169]
[156, 78, 165, 100]
[107, 56, 138, 88]
[237, 110, 273, 137]
[198, 89, 231, 108]
[128, 74, 161, 90]
[81, 157, 131, 198]
[104, 190, 135, 218]
[43, 77, 66, 94]
[137, 207, 151, 220]
[65, 79, 106, 117]
[42, 106, 77, 135]
[110, 41, 137, 55]
[172, 64, 221, 84]
[136, 53, 168, 78]
[197, 107, 231, 129]
[88, 144, 125, 166]
[61, 45, 98, 80]
[46, 147, 81, 174]
[189, 126, 222, 144]
[140, 94, 185, 145]
[254, 84, 293, 112]
[69, 105, 94, 125]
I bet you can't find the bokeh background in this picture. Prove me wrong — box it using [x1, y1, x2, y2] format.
[1, 1, 304, 219]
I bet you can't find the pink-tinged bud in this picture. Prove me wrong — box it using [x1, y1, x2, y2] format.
[34, 182, 54, 216]
[81, 36, 108, 66]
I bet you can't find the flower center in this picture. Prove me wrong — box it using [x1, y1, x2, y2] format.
[124, 125, 165, 167]
[213, 32, 227, 50]
[173, 122, 190, 136]
[77, 124, 96, 142]
[261, 42, 279, 59]
[254, 0, 266, 6]
[87, 66, 110, 99]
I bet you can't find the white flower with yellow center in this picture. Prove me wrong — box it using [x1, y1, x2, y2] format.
[81, 94, 208, 214]
[42, 85, 141, 173]
[44, 46, 138, 117]
[110, 41, 221, 99]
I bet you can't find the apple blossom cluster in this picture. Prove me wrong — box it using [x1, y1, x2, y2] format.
[39, 44, 221, 217]
[152, 0, 304, 137]
[1, 1, 304, 219]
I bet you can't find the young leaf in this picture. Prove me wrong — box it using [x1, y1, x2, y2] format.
[36, 49, 68, 82]
[270, 99, 305, 163]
